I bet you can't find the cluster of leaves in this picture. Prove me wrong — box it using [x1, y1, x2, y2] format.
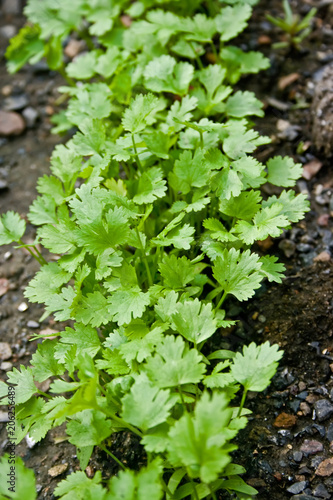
[0, 0, 310, 499]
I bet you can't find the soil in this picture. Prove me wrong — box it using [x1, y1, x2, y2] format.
[0, 0, 333, 499]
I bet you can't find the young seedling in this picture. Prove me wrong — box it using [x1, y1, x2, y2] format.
[266, 0, 317, 50]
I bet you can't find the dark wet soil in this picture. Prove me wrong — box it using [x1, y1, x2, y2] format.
[0, 0, 333, 498]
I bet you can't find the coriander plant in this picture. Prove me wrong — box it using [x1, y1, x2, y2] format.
[0, 0, 309, 499]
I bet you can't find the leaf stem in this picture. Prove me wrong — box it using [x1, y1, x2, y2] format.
[99, 444, 127, 470]
[190, 477, 200, 500]
[215, 290, 227, 311]
[210, 41, 220, 63]
[135, 227, 153, 287]
[132, 133, 143, 172]
[37, 390, 52, 399]
[100, 407, 143, 438]
[237, 388, 248, 418]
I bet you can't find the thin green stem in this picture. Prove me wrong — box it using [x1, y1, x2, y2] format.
[32, 245, 47, 265]
[209, 485, 217, 500]
[190, 477, 200, 500]
[135, 227, 153, 287]
[18, 240, 45, 266]
[37, 390, 52, 399]
[161, 479, 176, 500]
[210, 41, 220, 63]
[190, 42, 203, 70]
[99, 444, 127, 471]
[199, 130, 204, 149]
[100, 407, 143, 438]
[215, 290, 227, 311]
[132, 133, 143, 172]
[58, 65, 76, 87]
[237, 388, 248, 418]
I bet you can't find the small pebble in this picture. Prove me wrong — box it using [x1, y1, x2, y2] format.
[297, 243, 313, 253]
[0, 411, 9, 422]
[274, 412, 297, 428]
[4, 251, 12, 260]
[0, 25, 16, 39]
[25, 434, 37, 449]
[314, 399, 333, 422]
[300, 402, 312, 416]
[315, 458, 333, 477]
[294, 451, 303, 462]
[313, 482, 330, 498]
[314, 251, 331, 263]
[3, 95, 29, 112]
[279, 239, 296, 258]
[18, 302, 28, 312]
[300, 439, 324, 455]
[287, 481, 307, 495]
[22, 107, 39, 128]
[0, 361, 13, 371]
[27, 320, 39, 329]
[0, 111, 25, 136]
[48, 463, 68, 478]
[0, 342, 12, 361]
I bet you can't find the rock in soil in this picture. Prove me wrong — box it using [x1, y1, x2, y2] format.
[311, 63, 333, 155]
[0, 342, 12, 360]
[0, 111, 25, 136]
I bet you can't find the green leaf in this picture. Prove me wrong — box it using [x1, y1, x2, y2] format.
[119, 328, 164, 364]
[214, 167, 243, 200]
[72, 118, 106, 156]
[213, 248, 263, 301]
[67, 409, 112, 447]
[59, 323, 100, 358]
[183, 13, 217, 43]
[259, 255, 285, 283]
[231, 341, 283, 391]
[152, 224, 195, 250]
[25, 262, 71, 304]
[232, 156, 266, 188]
[167, 392, 241, 483]
[54, 471, 105, 500]
[172, 149, 214, 194]
[122, 374, 177, 432]
[234, 203, 290, 244]
[28, 195, 58, 225]
[5, 24, 44, 74]
[219, 190, 262, 221]
[38, 218, 76, 254]
[166, 95, 198, 132]
[215, 4, 252, 41]
[267, 155, 303, 187]
[108, 460, 163, 500]
[108, 287, 150, 326]
[44, 286, 76, 321]
[172, 299, 217, 344]
[0, 211, 25, 244]
[262, 190, 310, 223]
[31, 340, 65, 382]
[203, 218, 237, 243]
[145, 335, 206, 388]
[203, 361, 235, 389]
[158, 255, 196, 289]
[0, 455, 36, 500]
[122, 93, 160, 134]
[225, 91, 264, 118]
[74, 207, 130, 256]
[7, 366, 36, 404]
[133, 167, 167, 204]
[66, 51, 98, 80]
[223, 121, 270, 159]
[144, 56, 194, 96]
[37, 175, 66, 205]
[76, 291, 110, 327]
